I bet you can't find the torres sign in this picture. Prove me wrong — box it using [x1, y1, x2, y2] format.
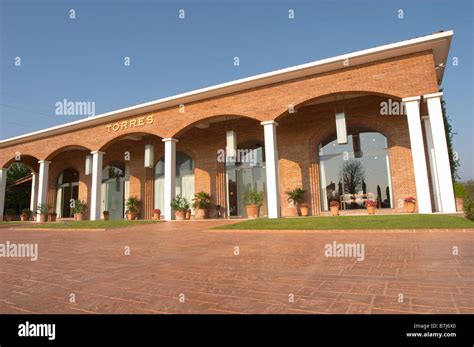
[106, 115, 154, 133]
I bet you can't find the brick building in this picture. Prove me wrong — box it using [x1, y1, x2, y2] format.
[0, 31, 456, 221]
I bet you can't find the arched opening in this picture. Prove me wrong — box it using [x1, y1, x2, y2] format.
[226, 140, 267, 217]
[55, 168, 79, 218]
[318, 131, 393, 211]
[101, 161, 130, 220]
[154, 152, 194, 212]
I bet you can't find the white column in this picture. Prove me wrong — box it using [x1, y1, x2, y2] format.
[403, 97, 432, 213]
[0, 168, 7, 221]
[424, 92, 456, 213]
[422, 116, 442, 212]
[163, 138, 178, 221]
[261, 120, 281, 219]
[36, 160, 51, 222]
[29, 173, 38, 217]
[90, 151, 104, 221]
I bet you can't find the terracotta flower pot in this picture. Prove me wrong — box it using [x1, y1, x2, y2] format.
[185, 209, 191, 220]
[404, 201, 416, 213]
[175, 210, 185, 220]
[330, 206, 339, 216]
[153, 212, 160, 220]
[299, 205, 309, 217]
[246, 204, 260, 219]
[195, 208, 207, 219]
[367, 206, 376, 215]
[455, 198, 464, 212]
[48, 214, 57, 222]
[103, 213, 109, 221]
[127, 212, 137, 221]
[39, 214, 47, 223]
[20, 215, 29, 221]
[75, 213, 84, 221]
[6, 215, 14, 222]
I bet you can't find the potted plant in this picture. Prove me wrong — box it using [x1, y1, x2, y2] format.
[185, 208, 191, 220]
[5, 208, 16, 222]
[454, 183, 466, 212]
[299, 203, 309, 216]
[403, 197, 416, 213]
[126, 196, 140, 220]
[365, 199, 377, 215]
[36, 204, 49, 223]
[244, 188, 264, 219]
[286, 188, 306, 216]
[152, 209, 161, 220]
[20, 209, 32, 221]
[170, 195, 190, 220]
[103, 210, 110, 221]
[71, 200, 87, 221]
[192, 192, 212, 219]
[329, 200, 340, 216]
[48, 212, 57, 222]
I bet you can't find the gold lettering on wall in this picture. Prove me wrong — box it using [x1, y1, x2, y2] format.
[106, 115, 154, 133]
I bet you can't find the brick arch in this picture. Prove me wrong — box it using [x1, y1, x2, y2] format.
[273, 91, 403, 122]
[98, 131, 163, 152]
[45, 145, 92, 162]
[1, 154, 40, 172]
[170, 114, 261, 138]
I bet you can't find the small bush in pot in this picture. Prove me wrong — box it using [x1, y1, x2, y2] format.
[329, 200, 340, 216]
[286, 188, 306, 216]
[152, 209, 161, 220]
[103, 210, 110, 221]
[48, 212, 57, 222]
[192, 192, 211, 219]
[244, 188, 264, 219]
[21, 208, 32, 221]
[170, 195, 190, 220]
[403, 197, 416, 213]
[365, 199, 377, 215]
[126, 196, 140, 220]
[71, 200, 87, 221]
[36, 204, 49, 223]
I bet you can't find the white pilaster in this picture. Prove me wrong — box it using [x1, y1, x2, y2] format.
[422, 116, 441, 212]
[424, 92, 456, 213]
[403, 97, 432, 213]
[163, 138, 178, 221]
[30, 173, 38, 218]
[36, 160, 51, 222]
[0, 168, 7, 221]
[261, 120, 281, 218]
[90, 151, 104, 221]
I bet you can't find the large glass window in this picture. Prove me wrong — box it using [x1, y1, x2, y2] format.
[319, 132, 393, 211]
[55, 168, 79, 218]
[226, 140, 267, 217]
[154, 152, 195, 212]
[101, 162, 130, 220]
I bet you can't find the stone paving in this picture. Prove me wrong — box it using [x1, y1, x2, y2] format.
[0, 221, 473, 314]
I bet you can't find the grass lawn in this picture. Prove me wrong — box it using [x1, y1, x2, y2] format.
[25, 220, 160, 229]
[215, 214, 474, 230]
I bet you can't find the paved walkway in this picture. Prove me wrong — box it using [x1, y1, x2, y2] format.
[0, 221, 472, 314]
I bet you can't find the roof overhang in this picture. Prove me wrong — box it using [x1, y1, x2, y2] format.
[0, 30, 453, 147]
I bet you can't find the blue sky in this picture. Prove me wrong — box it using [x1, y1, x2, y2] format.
[1, 0, 473, 179]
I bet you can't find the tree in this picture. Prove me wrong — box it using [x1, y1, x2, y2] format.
[4, 163, 31, 215]
[440, 90, 459, 182]
[339, 160, 365, 194]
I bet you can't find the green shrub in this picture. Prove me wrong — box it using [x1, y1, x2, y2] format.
[286, 188, 306, 204]
[125, 196, 140, 213]
[6, 208, 16, 216]
[36, 203, 49, 215]
[244, 188, 264, 206]
[454, 182, 466, 198]
[464, 198, 474, 221]
[192, 191, 212, 209]
[21, 209, 32, 216]
[170, 195, 190, 212]
[71, 200, 87, 214]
